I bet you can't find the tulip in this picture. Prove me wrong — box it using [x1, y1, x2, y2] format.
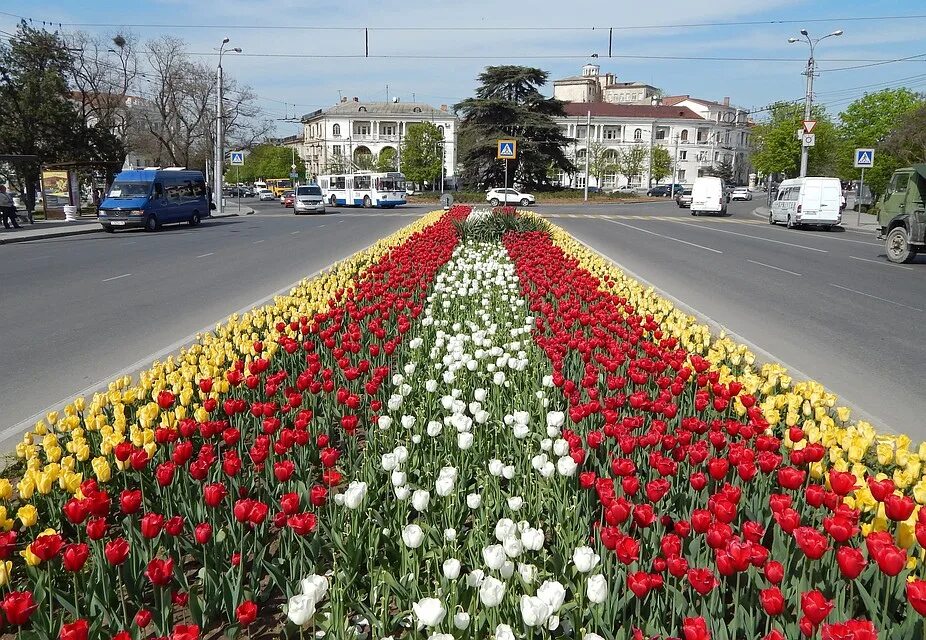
[483, 544, 506, 570]
[520, 595, 552, 627]
[59, 618, 89, 640]
[495, 623, 516, 640]
[402, 524, 424, 549]
[300, 574, 329, 601]
[287, 593, 317, 626]
[587, 574, 608, 604]
[537, 580, 566, 612]
[135, 609, 152, 628]
[62, 543, 89, 572]
[412, 489, 431, 512]
[342, 481, 368, 509]
[573, 546, 601, 573]
[145, 557, 174, 586]
[453, 611, 471, 629]
[479, 576, 506, 607]
[906, 579, 926, 615]
[442, 558, 461, 580]
[104, 538, 130, 566]
[682, 617, 711, 640]
[412, 598, 446, 628]
[518, 562, 537, 584]
[760, 587, 785, 616]
[521, 527, 544, 551]
[2, 591, 38, 626]
[801, 589, 834, 626]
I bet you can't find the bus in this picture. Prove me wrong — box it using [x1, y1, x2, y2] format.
[266, 178, 292, 197]
[318, 172, 407, 208]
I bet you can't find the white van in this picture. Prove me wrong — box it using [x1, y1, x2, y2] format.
[253, 181, 268, 192]
[690, 177, 728, 216]
[770, 177, 842, 229]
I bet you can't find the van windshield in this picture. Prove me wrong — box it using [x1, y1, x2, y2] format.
[296, 186, 322, 196]
[108, 181, 152, 198]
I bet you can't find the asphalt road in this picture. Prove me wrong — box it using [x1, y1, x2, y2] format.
[539, 199, 926, 438]
[0, 201, 428, 451]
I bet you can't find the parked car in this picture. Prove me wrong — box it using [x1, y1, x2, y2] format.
[877, 164, 926, 263]
[97, 168, 208, 232]
[282, 192, 295, 208]
[486, 188, 534, 207]
[730, 187, 753, 201]
[225, 186, 253, 198]
[676, 188, 693, 208]
[770, 177, 842, 230]
[257, 189, 275, 201]
[613, 185, 638, 194]
[647, 185, 673, 197]
[293, 184, 326, 215]
[690, 176, 729, 216]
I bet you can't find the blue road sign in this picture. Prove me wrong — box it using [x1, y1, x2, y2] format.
[854, 148, 874, 168]
[497, 140, 517, 159]
[229, 151, 245, 165]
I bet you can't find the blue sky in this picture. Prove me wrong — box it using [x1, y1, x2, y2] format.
[2, 0, 925, 136]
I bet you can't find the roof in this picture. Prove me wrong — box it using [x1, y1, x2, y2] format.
[303, 101, 452, 120]
[662, 95, 736, 110]
[554, 75, 596, 83]
[561, 102, 705, 120]
[605, 82, 656, 89]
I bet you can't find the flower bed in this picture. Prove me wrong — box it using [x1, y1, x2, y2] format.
[3, 208, 926, 640]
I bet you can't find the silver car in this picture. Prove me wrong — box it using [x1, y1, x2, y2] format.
[294, 185, 326, 214]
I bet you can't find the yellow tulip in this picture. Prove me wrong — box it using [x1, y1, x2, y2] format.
[17, 504, 37, 527]
[0, 479, 11, 501]
[17, 476, 35, 500]
[91, 456, 112, 483]
[877, 444, 895, 466]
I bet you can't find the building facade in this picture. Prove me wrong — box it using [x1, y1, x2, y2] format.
[553, 64, 660, 105]
[298, 99, 457, 182]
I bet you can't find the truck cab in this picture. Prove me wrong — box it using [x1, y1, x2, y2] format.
[877, 165, 926, 263]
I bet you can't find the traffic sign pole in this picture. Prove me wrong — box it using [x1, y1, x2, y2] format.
[504, 160, 508, 206]
[857, 167, 865, 226]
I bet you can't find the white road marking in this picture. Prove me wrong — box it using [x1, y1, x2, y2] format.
[318, 224, 326, 228]
[602, 216, 723, 254]
[664, 219, 828, 253]
[196, 252, 214, 258]
[829, 283, 924, 312]
[849, 255, 914, 270]
[102, 273, 132, 282]
[290, 231, 300, 235]
[746, 259, 802, 276]
[253, 240, 264, 244]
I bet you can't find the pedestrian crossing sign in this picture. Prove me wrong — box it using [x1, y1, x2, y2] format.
[854, 148, 874, 168]
[497, 140, 517, 160]
[229, 151, 245, 165]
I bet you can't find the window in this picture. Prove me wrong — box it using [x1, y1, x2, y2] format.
[576, 125, 588, 140]
[153, 183, 164, 200]
[413, 106, 422, 113]
[329, 176, 346, 190]
[679, 150, 687, 160]
[680, 129, 689, 142]
[353, 175, 371, 190]
[575, 176, 586, 188]
[633, 128, 643, 141]
[655, 128, 667, 140]
[355, 123, 370, 136]
[677, 169, 686, 181]
[358, 106, 367, 112]
[889, 173, 909, 194]
[382, 123, 397, 136]
[602, 173, 616, 188]
[438, 126, 444, 137]
[332, 124, 341, 136]
[332, 145, 342, 156]
[603, 126, 620, 140]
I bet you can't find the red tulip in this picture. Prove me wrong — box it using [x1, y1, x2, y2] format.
[203, 482, 228, 507]
[29, 532, 64, 561]
[627, 571, 651, 598]
[801, 589, 834, 626]
[764, 560, 784, 584]
[309, 485, 328, 507]
[273, 460, 295, 482]
[793, 527, 829, 560]
[134, 609, 152, 628]
[907, 579, 926, 615]
[62, 543, 90, 572]
[884, 494, 915, 521]
[873, 543, 906, 576]
[155, 461, 176, 487]
[119, 489, 142, 515]
[682, 616, 711, 640]
[62, 498, 88, 525]
[170, 624, 200, 640]
[763, 630, 785, 640]
[145, 557, 174, 586]
[140, 512, 164, 539]
[836, 546, 866, 580]
[236, 600, 258, 626]
[194, 523, 212, 545]
[86, 517, 107, 540]
[287, 512, 318, 536]
[157, 390, 175, 409]
[777, 466, 806, 490]
[760, 587, 785, 616]
[2, 591, 38, 626]
[59, 618, 89, 640]
[821, 619, 878, 640]
[104, 538, 130, 566]
[867, 476, 894, 502]
[828, 470, 858, 496]
[687, 568, 719, 596]
[113, 632, 131, 640]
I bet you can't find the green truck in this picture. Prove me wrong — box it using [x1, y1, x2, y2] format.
[877, 164, 926, 263]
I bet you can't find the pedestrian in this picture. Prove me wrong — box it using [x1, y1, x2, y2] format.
[0, 185, 21, 229]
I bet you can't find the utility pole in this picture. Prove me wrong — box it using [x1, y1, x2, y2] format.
[214, 38, 241, 216]
[583, 109, 591, 202]
[671, 134, 680, 199]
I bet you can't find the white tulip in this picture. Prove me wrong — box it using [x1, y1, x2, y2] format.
[546, 411, 565, 428]
[492, 371, 506, 386]
[435, 476, 455, 497]
[429, 634, 454, 640]
[540, 438, 552, 451]
[381, 453, 398, 472]
[572, 546, 601, 573]
[503, 414, 514, 426]
[387, 395, 403, 411]
[466, 493, 482, 509]
[474, 387, 487, 402]
[394, 446, 409, 463]
[300, 574, 328, 600]
[513, 410, 530, 426]
[425, 379, 438, 392]
[474, 410, 490, 424]
[584, 634, 606, 640]
[512, 424, 530, 439]
[517, 562, 537, 584]
[442, 558, 461, 580]
[500, 560, 515, 579]
[287, 593, 317, 626]
[494, 518, 517, 541]
[493, 623, 515, 640]
[412, 598, 446, 629]
[531, 454, 546, 471]
[547, 615, 560, 631]
[391, 373, 405, 386]
[521, 527, 544, 551]
[488, 459, 504, 477]
[502, 535, 522, 558]
[502, 465, 515, 480]
[402, 524, 424, 549]
[378, 415, 393, 430]
[520, 595, 552, 627]
[507, 496, 523, 511]
[546, 426, 561, 437]
[587, 574, 609, 604]
[465, 569, 485, 588]
[394, 485, 410, 500]
[401, 415, 416, 430]
[542, 375, 554, 387]
[553, 439, 570, 456]
[540, 461, 555, 478]
[453, 611, 471, 630]
[391, 470, 407, 487]
[440, 395, 455, 410]
[468, 401, 482, 415]
[409, 337, 423, 349]
[482, 544, 506, 570]
[404, 361, 417, 374]
[426, 421, 442, 437]
[334, 494, 344, 506]
[342, 481, 368, 509]
[479, 576, 506, 607]
[556, 456, 577, 477]
[412, 489, 430, 512]
[444, 528, 457, 541]
[412, 434, 422, 444]
[537, 580, 566, 612]
[457, 432, 474, 450]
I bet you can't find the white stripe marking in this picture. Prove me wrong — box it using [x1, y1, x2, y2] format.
[746, 259, 802, 276]
[602, 217, 723, 254]
[253, 240, 264, 244]
[290, 231, 300, 235]
[665, 219, 828, 253]
[102, 273, 131, 282]
[849, 255, 913, 270]
[829, 283, 924, 312]
[196, 252, 214, 258]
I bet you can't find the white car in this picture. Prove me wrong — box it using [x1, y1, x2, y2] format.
[486, 188, 535, 207]
[293, 185, 326, 215]
[257, 189, 275, 201]
[730, 187, 753, 201]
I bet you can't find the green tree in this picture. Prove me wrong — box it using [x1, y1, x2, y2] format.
[375, 147, 397, 172]
[837, 88, 923, 195]
[751, 101, 838, 178]
[704, 158, 734, 183]
[618, 146, 649, 185]
[400, 122, 443, 188]
[650, 146, 673, 184]
[587, 143, 619, 188]
[882, 103, 926, 168]
[226, 145, 304, 183]
[456, 66, 574, 189]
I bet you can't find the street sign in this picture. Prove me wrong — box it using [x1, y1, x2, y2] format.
[802, 133, 816, 148]
[229, 151, 245, 166]
[289, 171, 298, 179]
[497, 140, 517, 160]
[802, 120, 817, 134]
[854, 148, 874, 168]
[440, 193, 454, 210]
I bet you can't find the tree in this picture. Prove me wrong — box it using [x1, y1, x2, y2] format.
[882, 103, 926, 168]
[375, 147, 397, 172]
[837, 89, 924, 195]
[456, 66, 574, 189]
[353, 150, 375, 172]
[400, 122, 443, 188]
[751, 101, 838, 178]
[225, 145, 303, 183]
[650, 146, 673, 184]
[586, 143, 619, 188]
[704, 158, 734, 183]
[618, 146, 648, 185]
[324, 151, 349, 175]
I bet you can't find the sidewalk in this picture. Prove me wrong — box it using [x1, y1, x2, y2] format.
[752, 205, 879, 233]
[0, 207, 253, 245]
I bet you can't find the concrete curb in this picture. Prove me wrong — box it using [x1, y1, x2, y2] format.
[568, 230, 891, 433]
[0, 226, 101, 245]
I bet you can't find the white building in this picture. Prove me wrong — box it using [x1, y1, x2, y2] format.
[298, 98, 457, 182]
[553, 64, 661, 105]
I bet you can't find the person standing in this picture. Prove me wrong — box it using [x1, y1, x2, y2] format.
[0, 185, 21, 229]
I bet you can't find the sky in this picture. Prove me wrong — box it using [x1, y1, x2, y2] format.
[1, 0, 925, 137]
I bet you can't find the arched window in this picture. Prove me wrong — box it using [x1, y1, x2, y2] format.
[634, 128, 643, 141]
[413, 106, 422, 113]
[680, 129, 688, 142]
[358, 106, 367, 112]
[332, 124, 341, 136]
[438, 126, 444, 137]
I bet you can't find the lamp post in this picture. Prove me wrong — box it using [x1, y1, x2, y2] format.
[215, 38, 241, 216]
[788, 28, 842, 177]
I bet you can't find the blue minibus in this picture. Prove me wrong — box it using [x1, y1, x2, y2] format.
[98, 168, 210, 232]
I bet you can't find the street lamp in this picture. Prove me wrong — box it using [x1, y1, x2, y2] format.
[788, 28, 843, 177]
[215, 38, 241, 216]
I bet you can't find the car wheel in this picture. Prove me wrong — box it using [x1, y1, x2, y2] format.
[787, 215, 797, 230]
[520, 198, 530, 207]
[490, 198, 500, 206]
[144, 214, 159, 232]
[363, 195, 372, 208]
[886, 226, 917, 263]
[189, 212, 200, 226]
[768, 212, 775, 225]
[691, 210, 699, 216]
[329, 195, 337, 206]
